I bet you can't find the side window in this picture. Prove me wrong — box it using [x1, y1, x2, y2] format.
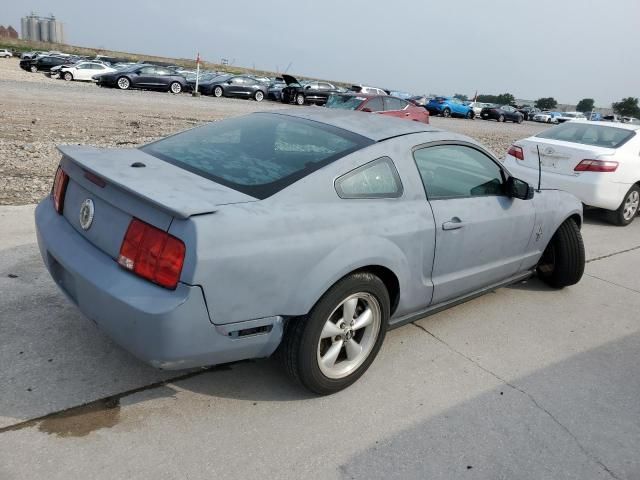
[363, 97, 383, 112]
[139, 66, 155, 74]
[383, 97, 407, 111]
[413, 145, 505, 199]
[335, 157, 403, 199]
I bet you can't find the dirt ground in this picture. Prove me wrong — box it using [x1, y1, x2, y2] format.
[0, 57, 547, 205]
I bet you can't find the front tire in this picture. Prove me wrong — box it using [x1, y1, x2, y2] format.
[63, 72, 73, 81]
[498, 114, 505, 122]
[169, 81, 182, 94]
[442, 108, 451, 118]
[116, 77, 130, 90]
[30, 65, 38, 73]
[280, 272, 390, 395]
[537, 218, 585, 288]
[609, 185, 639, 226]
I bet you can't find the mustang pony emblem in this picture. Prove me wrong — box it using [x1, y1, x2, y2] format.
[79, 198, 95, 230]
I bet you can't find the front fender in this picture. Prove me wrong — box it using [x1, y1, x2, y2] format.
[285, 235, 411, 316]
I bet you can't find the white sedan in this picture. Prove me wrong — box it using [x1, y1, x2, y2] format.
[59, 62, 115, 82]
[0, 49, 12, 58]
[533, 112, 559, 124]
[504, 121, 640, 225]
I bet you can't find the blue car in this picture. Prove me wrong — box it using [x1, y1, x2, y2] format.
[426, 96, 475, 119]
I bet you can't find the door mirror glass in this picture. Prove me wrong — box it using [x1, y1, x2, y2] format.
[506, 177, 534, 200]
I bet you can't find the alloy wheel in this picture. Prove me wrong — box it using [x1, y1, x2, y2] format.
[170, 82, 182, 94]
[117, 77, 130, 90]
[623, 190, 639, 221]
[316, 293, 381, 379]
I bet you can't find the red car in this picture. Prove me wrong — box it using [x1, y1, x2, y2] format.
[326, 94, 429, 124]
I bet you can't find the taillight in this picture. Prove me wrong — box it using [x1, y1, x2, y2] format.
[574, 159, 619, 172]
[118, 218, 186, 289]
[52, 167, 69, 214]
[508, 145, 524, 161]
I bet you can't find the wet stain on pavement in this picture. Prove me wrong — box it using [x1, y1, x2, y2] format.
[37, 397, 121, 437]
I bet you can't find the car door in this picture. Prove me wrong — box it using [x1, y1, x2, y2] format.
[75, 63, 91, 81]
[153, 68, 174, 88]
[133, 66, 156, 87]
[413, 143, 536, 304]
[225, 77, 244, 96]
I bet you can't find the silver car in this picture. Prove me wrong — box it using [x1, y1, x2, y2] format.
[35, 109, 585, 394]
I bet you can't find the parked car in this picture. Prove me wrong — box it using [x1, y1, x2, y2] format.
[480, 105, 524, 123]
[36, 109, 585, 394]
[426, 97, 475, 118]
[587, 112, 603, 121]
[59, 62, 116, 82]
[467, 101, 491, 118]
[20, 55, 69, 73]
[407, 95, 428, 107]
[350, 85, 388, 96]
[326, 94, 429, 123]
[20, 51, 46, 60]
[281, 75, 341, 105]
[0, 49, 13, 58]
[556, 112, 586, 123]
[517, 106, 540, 120]
[533, 111, 561, 124]
[202, 75, 268, 101]
[267, 77, 286, 101]
[94, 65, 187, 93]
[602, 114, 622, 123]
[184, 72, 221, 92]
[504, 121, 640, 225]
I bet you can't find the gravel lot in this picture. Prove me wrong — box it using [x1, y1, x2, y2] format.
[0, 57, 547, 205]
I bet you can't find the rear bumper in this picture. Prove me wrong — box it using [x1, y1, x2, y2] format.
[504, 157, 630, 211]
[35, 198, 283, 370]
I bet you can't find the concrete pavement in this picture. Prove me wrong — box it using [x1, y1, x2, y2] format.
[0, 205, 638, 479]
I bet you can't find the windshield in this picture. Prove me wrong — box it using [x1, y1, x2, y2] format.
[141, 113, 373, 199]
[325, 95, 367, 110]
[536, 123, 635, 148]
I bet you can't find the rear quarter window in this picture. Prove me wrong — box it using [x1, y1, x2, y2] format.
[141, 114, 373, 199]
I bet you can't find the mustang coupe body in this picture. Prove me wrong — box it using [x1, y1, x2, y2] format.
[35, 109, 585, 394]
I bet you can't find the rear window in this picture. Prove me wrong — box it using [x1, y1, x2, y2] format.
[141, 113, 372, 199]
[536, 123, 636, 148]
[326, 95, 367, 110]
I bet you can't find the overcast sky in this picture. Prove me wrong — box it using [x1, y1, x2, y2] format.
[4, 0, 639, 105]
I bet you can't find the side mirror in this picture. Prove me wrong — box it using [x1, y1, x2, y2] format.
[226, 80, 232, 84]
[506, 177, 534, 200]
[305, 85, 311, 90]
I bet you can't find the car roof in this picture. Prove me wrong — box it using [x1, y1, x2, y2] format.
[586, 120, 640, 131]
[257, 108, 438, 142]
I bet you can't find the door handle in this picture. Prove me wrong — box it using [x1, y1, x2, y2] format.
[442, 217, 466, 230]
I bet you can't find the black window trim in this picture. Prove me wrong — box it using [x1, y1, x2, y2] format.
[334, 156, 404, 199]
[411, 141, 511, 201]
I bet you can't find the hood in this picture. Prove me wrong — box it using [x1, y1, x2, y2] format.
[282, 74, 300, 86]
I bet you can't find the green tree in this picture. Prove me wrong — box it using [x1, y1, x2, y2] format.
[612, 97, 640, 117]
[535, 97, 558, 110]
[453, 93, 468, 102]
[477, 93, 515, 105]
[576, 98, 595, 113]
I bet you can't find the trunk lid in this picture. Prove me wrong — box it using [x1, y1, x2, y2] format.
[514, 138, 616, 176]
[57, 145, 256, 260]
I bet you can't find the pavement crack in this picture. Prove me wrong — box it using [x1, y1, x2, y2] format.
[411, 322, 622, 480]
[0, 364, 233, 435]
[584, 273, 640, 295]
[586, 244, 640, 264]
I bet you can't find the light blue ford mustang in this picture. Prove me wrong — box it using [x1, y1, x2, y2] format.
[35, 109, 585, 394]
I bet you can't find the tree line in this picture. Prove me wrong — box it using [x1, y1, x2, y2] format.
[459, 93, 639, 117]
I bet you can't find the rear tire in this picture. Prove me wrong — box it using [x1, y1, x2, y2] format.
[517, 115, 523, 124]
[279, 272, 390, 395]
[466, 110, 474, 119]
[537, 218, 585, 288]
[296, 93, 305, 105]
[213, 85, 223, 97]
[254, 90, 264, 102]
[169, 81, 182, 94]
[608, 185, 639, 226]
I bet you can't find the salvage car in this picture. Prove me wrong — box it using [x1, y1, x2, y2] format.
[35, 109, 585, 394]
[533, 111, 561, 124]
[480, 105, 524, 123]
[205, 75, 268, 101]
[94, 64, 187, 93]
[555, 112, 586, 123]
[426, 96, 475, 118]
[20, 55, 68, 73]
[504, 121, 640, 225]
[60, 61, 116, 82]
[281, 75, 341, 105]
[326, 93, 429, 123]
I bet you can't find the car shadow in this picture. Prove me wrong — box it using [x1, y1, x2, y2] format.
[582, 208, 611, 226]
